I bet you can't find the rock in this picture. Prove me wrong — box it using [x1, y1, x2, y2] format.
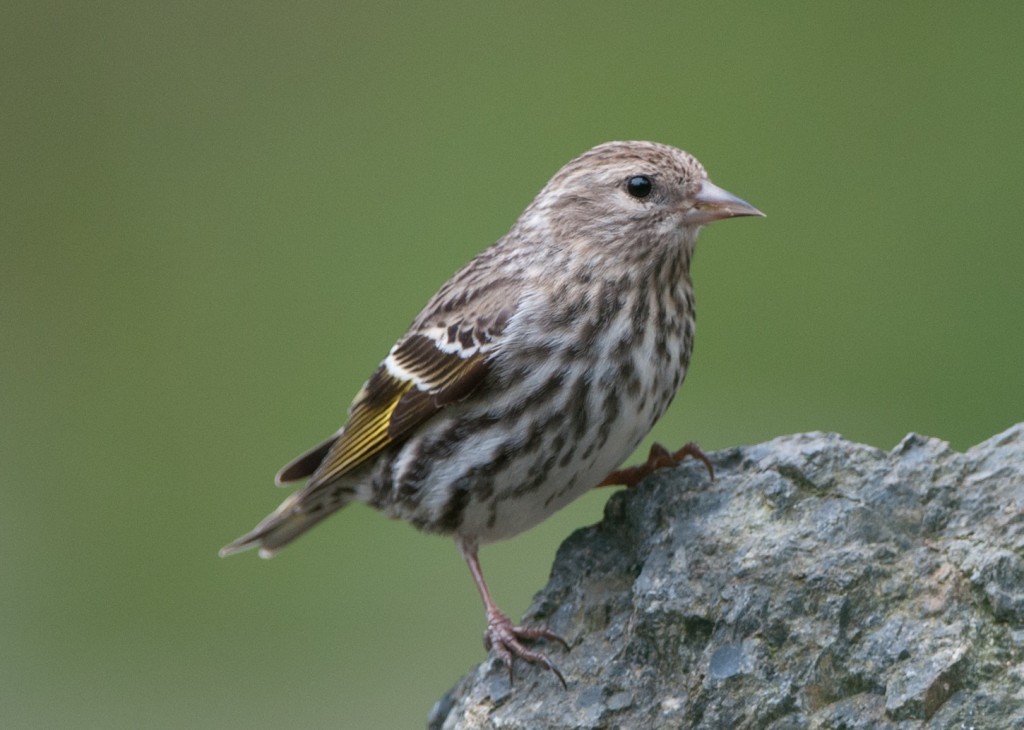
[429, 425, 1024, 729]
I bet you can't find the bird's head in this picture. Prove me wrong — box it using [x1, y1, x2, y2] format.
[519, 141, 763, 267]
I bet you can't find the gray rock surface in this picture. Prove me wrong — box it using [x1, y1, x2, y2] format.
[429, 425, 1024, 729]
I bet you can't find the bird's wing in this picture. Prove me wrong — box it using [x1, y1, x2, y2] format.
[275, 244, 523, 487]
[313, 332, 491, 484]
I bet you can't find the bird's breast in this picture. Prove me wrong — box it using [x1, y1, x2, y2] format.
[376, 275, 696, 544]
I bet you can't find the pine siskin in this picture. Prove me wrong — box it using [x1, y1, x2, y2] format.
[220, 141, 763, 684]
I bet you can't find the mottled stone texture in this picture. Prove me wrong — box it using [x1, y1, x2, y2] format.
[430, 425, 1024, 730]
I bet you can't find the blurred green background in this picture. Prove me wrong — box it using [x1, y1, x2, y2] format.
[4, 2, 1022, 728]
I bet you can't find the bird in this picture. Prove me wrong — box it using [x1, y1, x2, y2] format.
[220, 141, 763, 685]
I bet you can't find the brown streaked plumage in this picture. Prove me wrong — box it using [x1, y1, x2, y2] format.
[220, 141, 763, 685]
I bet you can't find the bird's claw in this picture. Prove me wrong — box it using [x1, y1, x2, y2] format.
[597, 440, 714, 487]
[485, 611, 568, 688]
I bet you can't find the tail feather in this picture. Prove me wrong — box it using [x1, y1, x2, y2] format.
[219, 484, 354, 559]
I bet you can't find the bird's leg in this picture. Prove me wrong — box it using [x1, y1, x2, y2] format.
[597, 441, 714, 488]
[458, 539, 568, 687]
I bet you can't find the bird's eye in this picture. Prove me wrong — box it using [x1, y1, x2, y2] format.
[626, 175, 653, 199]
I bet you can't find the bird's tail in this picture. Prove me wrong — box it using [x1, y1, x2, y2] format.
[219, 482, 355, 559]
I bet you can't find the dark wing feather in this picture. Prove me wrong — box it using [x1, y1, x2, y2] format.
[299, 333, 491, 487]
[277, 250, 522, 489]
[276, 435, 339, 484]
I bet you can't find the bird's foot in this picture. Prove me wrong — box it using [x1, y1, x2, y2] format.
[597, 440, 714, 488]
[484, 609, 569, 688]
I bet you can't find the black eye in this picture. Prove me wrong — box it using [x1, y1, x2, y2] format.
[626, 175, 652, 199]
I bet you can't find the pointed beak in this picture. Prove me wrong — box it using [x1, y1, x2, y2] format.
[683, 179, 765, 225]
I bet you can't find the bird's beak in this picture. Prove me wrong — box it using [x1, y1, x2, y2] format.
[683, 180, 765, 225]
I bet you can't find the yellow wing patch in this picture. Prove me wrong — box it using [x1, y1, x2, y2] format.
[318, 373, 415, 479]
[309, 334, 490, 486]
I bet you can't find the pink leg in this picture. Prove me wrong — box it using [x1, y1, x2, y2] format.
[458, 538, 568, 687]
